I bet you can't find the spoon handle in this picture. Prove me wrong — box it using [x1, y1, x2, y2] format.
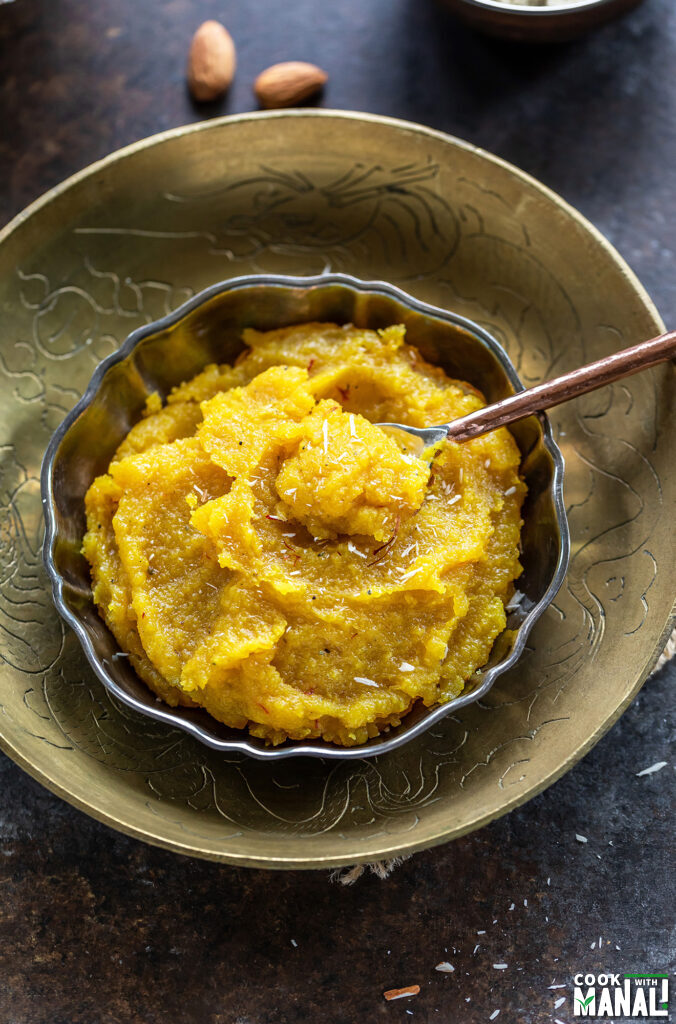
[446, 330, 676, 443]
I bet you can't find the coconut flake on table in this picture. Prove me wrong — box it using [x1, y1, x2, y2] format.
[490, 1012, 500, 1021]
[435, 962, 455, 973]
[554, 997, 566, 1009]
[576, 834, 588, 843]
[636, 761, 668, 776]
[493, 964, 508, 970]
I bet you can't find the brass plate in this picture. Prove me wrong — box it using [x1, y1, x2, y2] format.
[0, 111, 673, 868]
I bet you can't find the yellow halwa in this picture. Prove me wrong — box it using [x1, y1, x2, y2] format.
[83, 322, 525, 746]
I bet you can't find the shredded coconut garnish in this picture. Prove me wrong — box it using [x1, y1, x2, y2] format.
[322, 419, 329, 453]
[636, 761, 668, 776]
[399, 566, 424, 582]
[484, 458, 491, 468]
[448, 494, 461, 505]
[205, 582, 218, 590]
[354, 676, 378, 687]
[112, 652, 130, 660]
[504, 486, 516, 496]
[349, 414, 356, 438]
[347, 541, 367, 559]
[399, 662, 415, 672]
[506, 591, 525, 612]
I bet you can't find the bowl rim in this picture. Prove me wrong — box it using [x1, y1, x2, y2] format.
[41, 272, 570, 761]
[449, 0, 633, 16]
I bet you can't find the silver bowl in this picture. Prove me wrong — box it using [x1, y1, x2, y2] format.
[440, 0, 645, 42]
[41, 274, 569, 761]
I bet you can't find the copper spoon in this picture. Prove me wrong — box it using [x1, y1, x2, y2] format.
[379, 329, 676, 452]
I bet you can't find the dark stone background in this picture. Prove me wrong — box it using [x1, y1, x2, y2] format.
[0, 1, 673, 1021]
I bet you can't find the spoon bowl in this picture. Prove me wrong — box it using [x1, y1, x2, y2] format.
[380, 330, 676, 450]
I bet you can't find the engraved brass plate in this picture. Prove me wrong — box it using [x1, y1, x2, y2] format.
[0, 111, 673, 867]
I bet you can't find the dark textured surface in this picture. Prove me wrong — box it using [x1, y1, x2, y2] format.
[0, 0, 674, 1021]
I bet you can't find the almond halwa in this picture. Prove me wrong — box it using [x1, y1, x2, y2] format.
[83, 323, 525, 746]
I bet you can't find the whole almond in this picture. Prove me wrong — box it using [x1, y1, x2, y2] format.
[254, 61, 327, 110]
[187, 20, 236, 102]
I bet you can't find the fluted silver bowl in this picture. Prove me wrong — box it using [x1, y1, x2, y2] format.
[41, 274, 569, 760]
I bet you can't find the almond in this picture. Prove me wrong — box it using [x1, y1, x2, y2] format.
[187, 20, 236, 102]
[383, 985, 421, 1001]
[254, 61, 327, 110]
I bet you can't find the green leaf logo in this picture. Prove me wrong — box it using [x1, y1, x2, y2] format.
[576, 996, 595, 1008]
